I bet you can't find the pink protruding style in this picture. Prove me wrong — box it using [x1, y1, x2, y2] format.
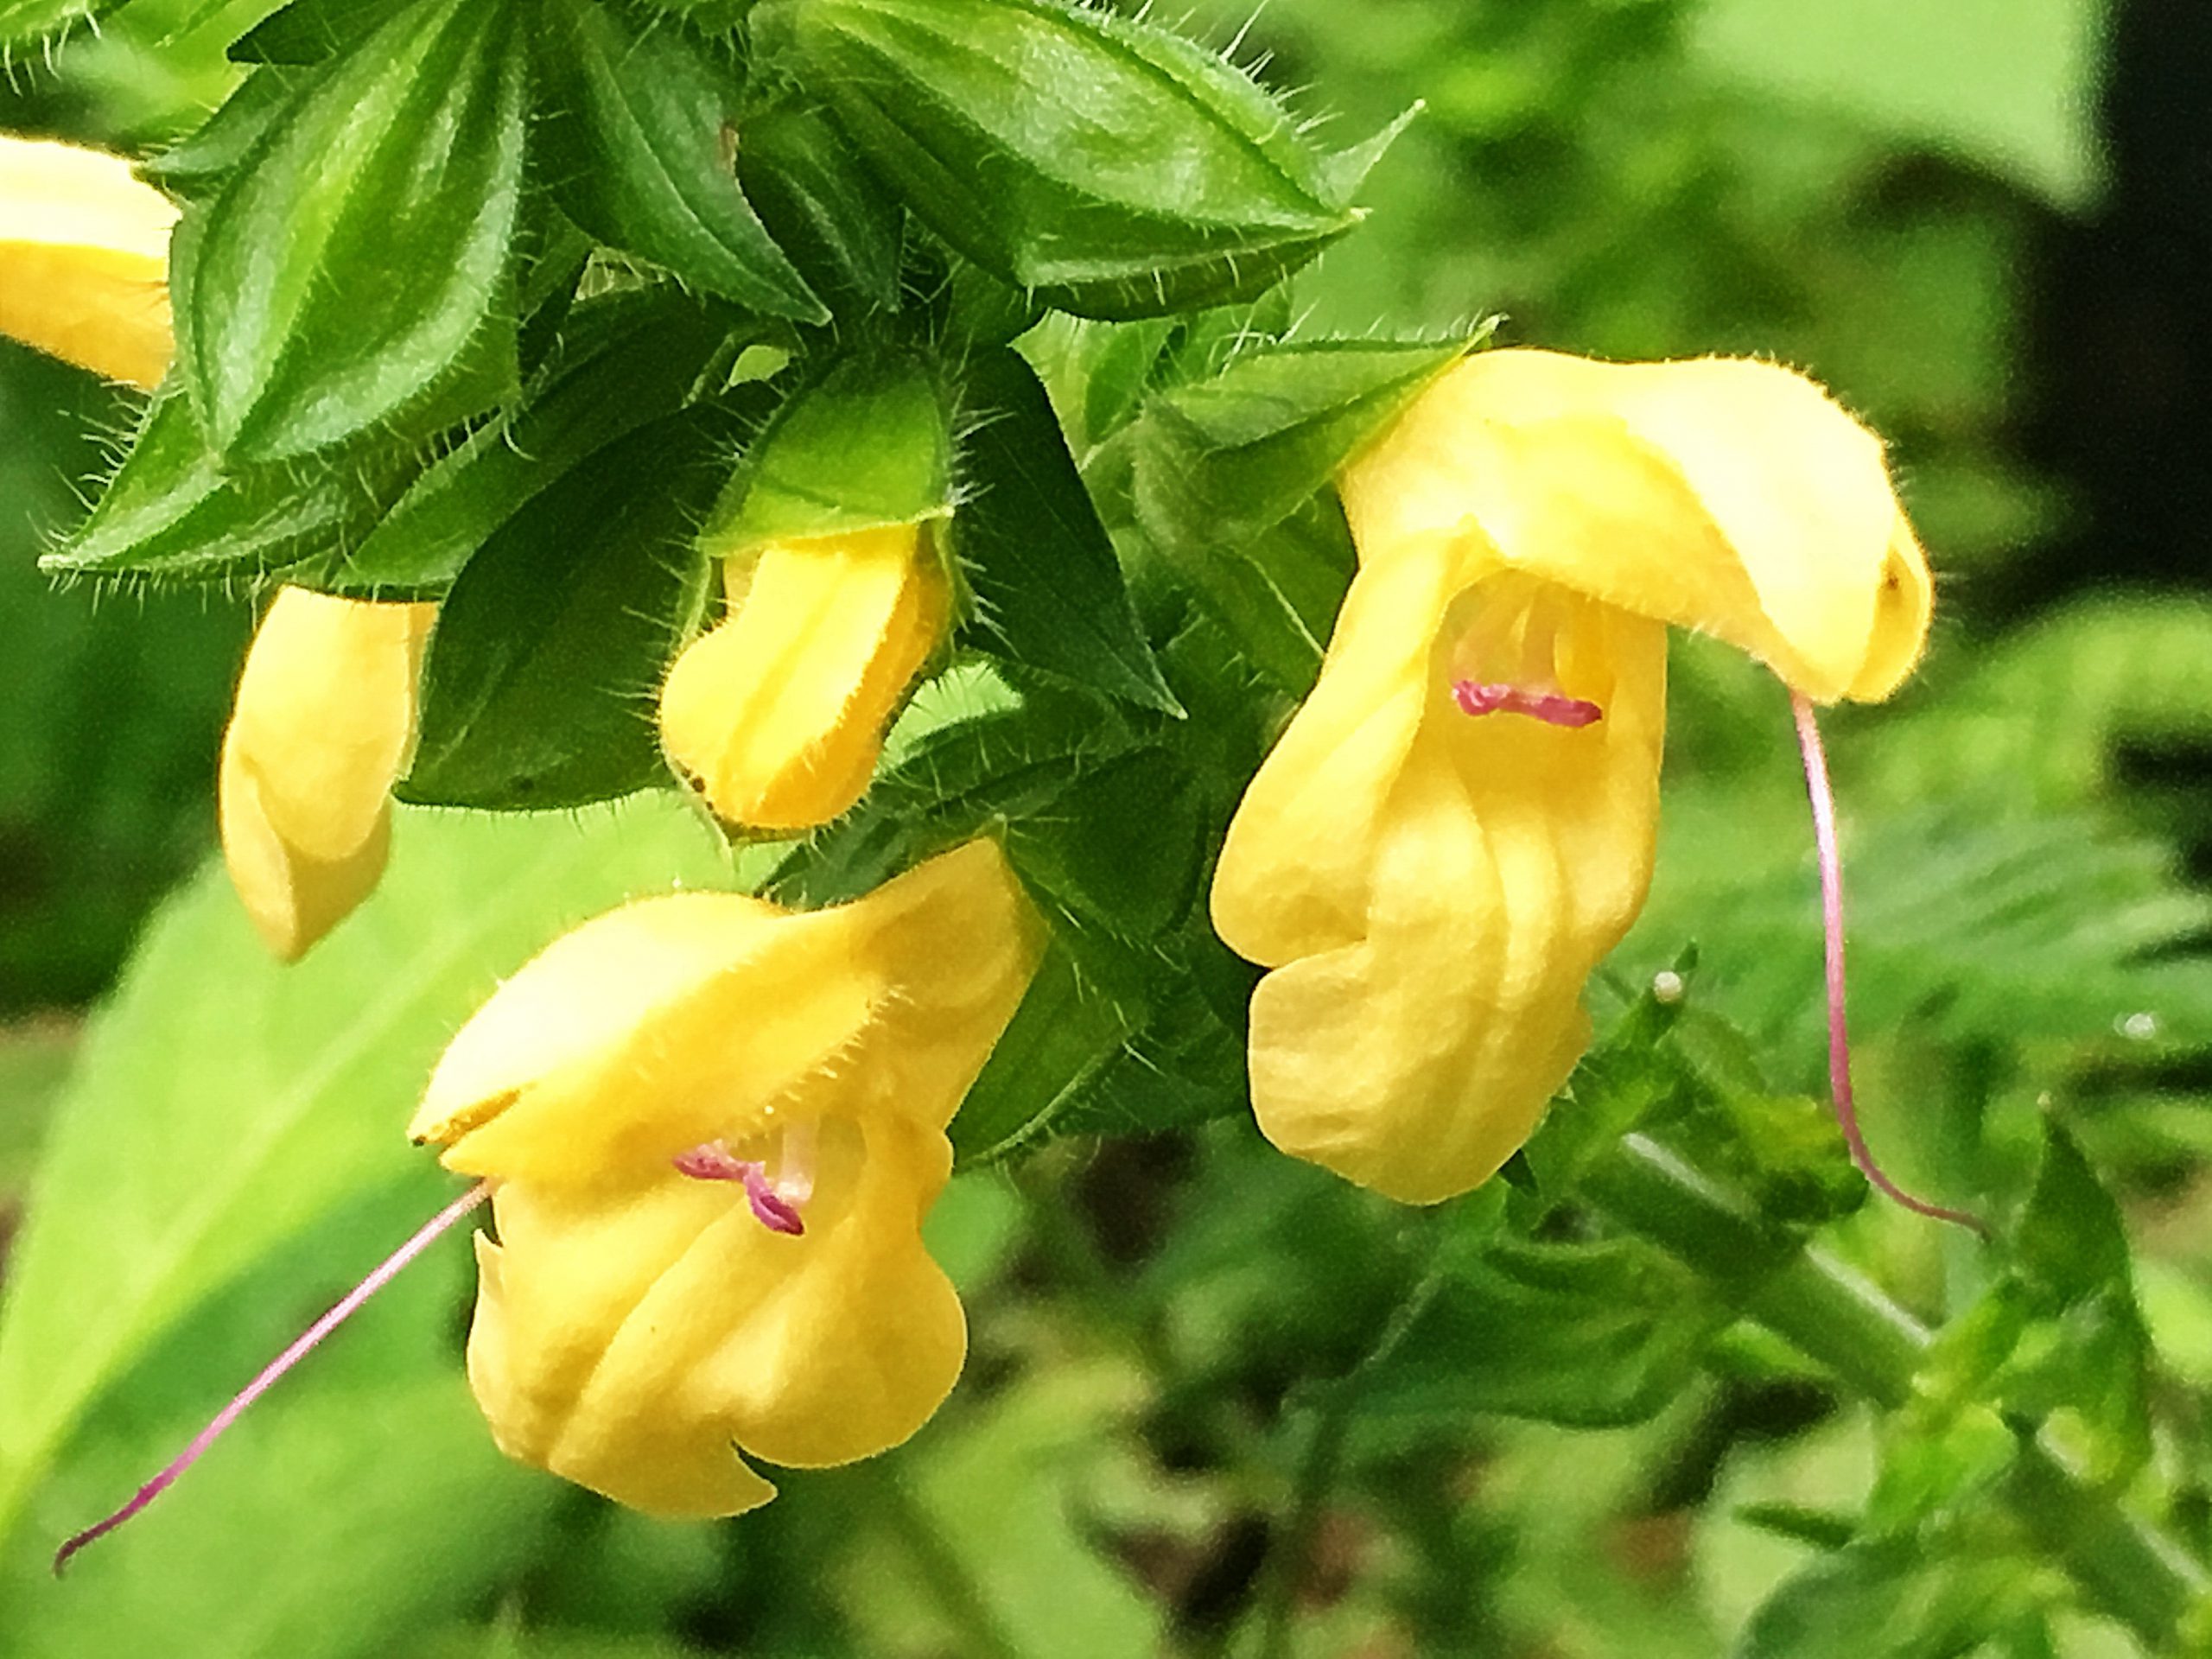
[1452, 679, 1604, 728]
[673, 1142, 806, 1236]
[1792, 692, 1988, 1237]
[54, 1180, 494, 1576]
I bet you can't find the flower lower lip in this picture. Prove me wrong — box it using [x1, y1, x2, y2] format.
[1452, 679, 1604, 728]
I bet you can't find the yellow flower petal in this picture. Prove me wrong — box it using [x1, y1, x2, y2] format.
[219, 588, 435, 960]
[1338, 350, 1931, 702]
[1217, 537, 1667, 1202]
[423, 839, 1034, 1516]
[659, 523, 946, 830]
[467, 1113, 963, 1516]
[0, 134, 177, 390]
[416, 838, 1042, 1180]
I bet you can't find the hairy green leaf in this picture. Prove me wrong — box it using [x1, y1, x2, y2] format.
[138, 65, 316, 203]
[175, 0, 528, 461]
[1132, 335, 1477, 560]
[773, 0, 1376, 316]
[734, 97, 906, 315]
[41, 388, 423, 584]
[401, 407, 733, 810]
[229, 0, 414, 63]
[537, 0, 827, 321]
[956, 347, 1179, 713]
[318, 289, 750, 595]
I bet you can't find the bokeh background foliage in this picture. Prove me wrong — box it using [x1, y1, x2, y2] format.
[6, 0, 2212, 1655]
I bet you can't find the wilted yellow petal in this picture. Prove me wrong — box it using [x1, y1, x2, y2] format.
[419, 838, 1041, 1180]
[1217, 537, 1667, 1201]
[660, 524, 946, 830]
[0, 134, 177, 390]
[1339, 350, 1932, 703]
[219, 587, 434, 960]
[467, 1112, 963, 1516]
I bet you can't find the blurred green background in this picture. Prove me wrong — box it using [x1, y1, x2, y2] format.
[6, 1, 2212, 1655]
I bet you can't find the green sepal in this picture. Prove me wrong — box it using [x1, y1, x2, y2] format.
[1132, 334, 1484, 565]
[702, 351, 951, 553]
[734, 96, 906, 316]
[400, 404, 747, 810]
[309, 290, 755, 596]
[175, 0, 528, 462]
[954, 347, 1180, 714]
[535, 0, 828, 322]
[771, 0, 1379, 318]
[229, 0, 415, 62]
[39, 388, 423, 585]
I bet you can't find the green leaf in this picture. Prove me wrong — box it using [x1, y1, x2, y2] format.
[1002, 746, 1203, 941]
[1734, 1529, 2048, 1659]
[955, 347, 1179, 713]
[317, 289, 750, 595]
[536, 0, 827, 321]
[705, 351, 951, 550]
[1364, 1230, 1730, 1428]
[400, 408, 729, 810]
[773, 0, 1372, 317]
[1908, 1126, 2152, 1495]
[0, 798, 729, 1540]
[175, 0, 528, 461]
[40, 388, 423, 585]
[733, 97, 906, 315]
[230, 0, 415, 62]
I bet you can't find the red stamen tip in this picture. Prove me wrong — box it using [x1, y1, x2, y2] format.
[1791, 692, 1988, 1239]
[1452, 679, 1603, 728]
[54, 1180, 493, 1576]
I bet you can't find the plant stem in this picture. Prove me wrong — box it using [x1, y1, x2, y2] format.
[1251, 1243, 1452, 1659]
[855, 1461, 1027, 1659]
[1583, 1132, 2211, 1650]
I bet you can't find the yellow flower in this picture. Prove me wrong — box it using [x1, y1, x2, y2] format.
[407, 838, 1040, 1516]
[219, 586, 436, 961]
[0, 133, 177, 391]
[659, 521, 947, 830]
[1211, 350, 1933, 1205]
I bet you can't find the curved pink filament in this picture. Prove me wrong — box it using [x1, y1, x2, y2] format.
[1792, 693, 1987, 1236]
[1452, 679, 1604, 728]
[54, 1180, 493, 1576]
[672, 1144, 805, 1236]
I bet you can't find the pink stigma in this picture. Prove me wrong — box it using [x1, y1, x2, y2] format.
[1453, 679, 1603, 728]
[54, 1180, 493, 1576]
[1792, 692, 1987, 1237]
[673, 1144, 806, 1236]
